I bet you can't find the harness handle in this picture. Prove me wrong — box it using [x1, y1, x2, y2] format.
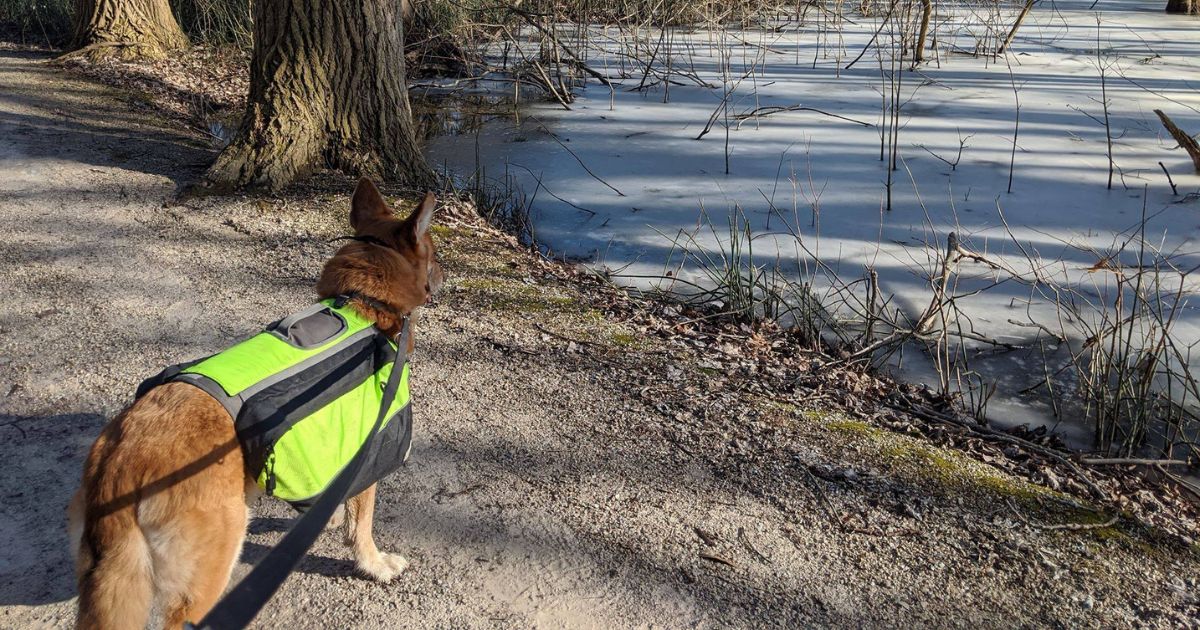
[188, 318, 411, 630]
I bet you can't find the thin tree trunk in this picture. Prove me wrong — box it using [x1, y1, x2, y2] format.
[1166, 0, 1199, 15]
[998, 0, 1036, 56]
[204, 0, 435, 193]
[67, 0, 188, 60]
[913, 0, 932, 64]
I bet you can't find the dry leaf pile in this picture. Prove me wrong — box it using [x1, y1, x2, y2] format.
[58, 45, 249, 141]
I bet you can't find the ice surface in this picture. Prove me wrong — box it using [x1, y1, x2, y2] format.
[425, 0, 1200, 448]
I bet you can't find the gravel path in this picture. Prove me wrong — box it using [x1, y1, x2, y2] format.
[1, 49, 1198, 629]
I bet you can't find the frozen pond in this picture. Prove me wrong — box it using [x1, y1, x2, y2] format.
[421, 0, 1200, 455]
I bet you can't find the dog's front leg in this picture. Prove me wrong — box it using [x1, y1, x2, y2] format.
[344, 483, 409, 581]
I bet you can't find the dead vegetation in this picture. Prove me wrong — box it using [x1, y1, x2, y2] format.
[52, 44, 247, 143]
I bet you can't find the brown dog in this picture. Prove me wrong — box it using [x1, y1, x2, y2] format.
[67, 179, 442, 629]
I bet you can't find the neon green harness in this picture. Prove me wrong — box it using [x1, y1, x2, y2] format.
[138, 298, 413, 508]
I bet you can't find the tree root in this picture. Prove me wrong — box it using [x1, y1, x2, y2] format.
[55, 41, 168, 63]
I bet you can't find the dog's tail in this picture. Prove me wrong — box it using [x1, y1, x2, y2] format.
[70, 488, 153, 630]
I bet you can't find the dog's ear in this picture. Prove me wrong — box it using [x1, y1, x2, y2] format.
[403, 191, 437, 241]
[350, 177, 391, 232]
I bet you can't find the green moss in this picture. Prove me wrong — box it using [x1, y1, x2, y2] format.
[761, 399, 799, 414]
[1069, 508, 1117, 525]
[1090, 526, 1128, 542]
[825, 418, 876, 436]
[811, 411, 1067, 505]
[801, 409, 828, 423]
[813, 413, 1056, 504]
[429, 224, 457, 238]
[880, 441, 957, 473]
[456, 277, 580, 314]
[750, 399, 802, 429]
[974, 473, 1049, 503]
[876, 439, 981, 492]
[1092, 517, 1199, 556]
[838, 419, 1062, 505]
[608, 332, 638, 347]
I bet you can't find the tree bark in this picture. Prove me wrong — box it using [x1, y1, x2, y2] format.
[913, 0, 932, 64]
[68, 0, 188, 60]
[204, 0, 435, 193]
[1166, 0, 1199, 14]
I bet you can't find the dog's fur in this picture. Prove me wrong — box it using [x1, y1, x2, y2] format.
[68, 179, 442, 630]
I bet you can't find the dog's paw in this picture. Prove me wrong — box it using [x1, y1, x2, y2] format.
[383, 552, 410, 574]
[357, 552, 409, 583]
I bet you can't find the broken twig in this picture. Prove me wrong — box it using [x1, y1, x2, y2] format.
[1154, 109, 1200, 174]
[699, 552, 735, 568]
[1083, 458, 1192, 467]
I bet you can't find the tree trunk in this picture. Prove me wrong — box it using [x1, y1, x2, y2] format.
[913, 0, 932, 64]
[1166, 0, 1199, 14]
[69, 0, 188, 60]
[998, 0, 1036, 56]
[204, 0, 435, 193]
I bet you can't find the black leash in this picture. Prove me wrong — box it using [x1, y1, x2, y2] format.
[187, 317, 412, 630]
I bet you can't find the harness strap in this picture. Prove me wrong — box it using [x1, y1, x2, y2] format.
[335, 291, 409, 325]
[189, 317, 412, 630]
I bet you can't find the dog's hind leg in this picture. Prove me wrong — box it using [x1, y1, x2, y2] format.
[74, 510, 153, 630]
[153, 492, 249, 630]
[344, 483, 408, 582]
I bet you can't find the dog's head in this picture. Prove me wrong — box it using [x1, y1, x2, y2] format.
[317, 178, 443, 335]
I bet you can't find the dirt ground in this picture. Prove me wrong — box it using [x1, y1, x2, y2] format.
[1, 49, 1198, 629]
